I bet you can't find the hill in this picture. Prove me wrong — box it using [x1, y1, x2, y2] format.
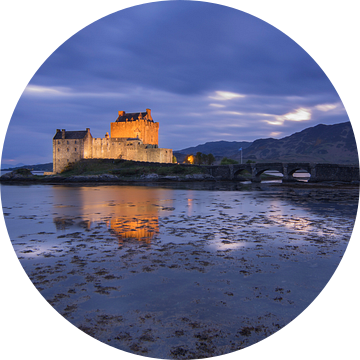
[175, 140, 252, 156]
[1, 162, 53, 172]
[243, 122, 358, 164]
[176, 122, 358, 165]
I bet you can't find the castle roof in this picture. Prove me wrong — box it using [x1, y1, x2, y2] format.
[53, 130, 88, 140]
[116, 112, 153, 122]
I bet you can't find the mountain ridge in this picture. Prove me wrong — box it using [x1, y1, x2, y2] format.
[176, 121, 358, 165]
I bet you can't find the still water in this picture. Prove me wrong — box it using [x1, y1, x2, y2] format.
[1, 183, 358, 358]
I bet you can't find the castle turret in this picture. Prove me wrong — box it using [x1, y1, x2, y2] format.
[146, 109, 153, 121]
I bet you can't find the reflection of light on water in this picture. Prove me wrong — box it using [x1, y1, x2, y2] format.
[109, 216, 159, 244]
[51, 186, 168, 245]
[264, 171, 284, 178]
[264, 170, 310, 183]
[208, 233, 248, 251]
[187, 198, 193, 216]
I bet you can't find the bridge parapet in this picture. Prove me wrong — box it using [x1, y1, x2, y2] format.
[205, 163, 359, 183]
[309, 163, 359, 183]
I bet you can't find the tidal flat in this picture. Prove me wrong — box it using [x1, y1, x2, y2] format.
[2, 182, 358, 359]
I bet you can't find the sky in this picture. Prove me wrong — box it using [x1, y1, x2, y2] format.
[1, 0, 352, 165]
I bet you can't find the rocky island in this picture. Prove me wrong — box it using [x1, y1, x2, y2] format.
[0, 160, 216, 184]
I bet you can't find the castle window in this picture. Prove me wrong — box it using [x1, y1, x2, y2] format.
[74, 148, 77, 151]
[74, 141, 77, 144]
[67, 141, 69, 145]
[58, 141, 60, 144]
[67, 148, 69, 152]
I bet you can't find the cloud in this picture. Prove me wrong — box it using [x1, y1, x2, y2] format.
[209, 104, 226, 108]
[2, 1, 350, 164]
[264, 107, 312, 126]
[315, 103, 338, 112]
[270, 132, 282, 137]
[24, 85, 68, 96]
[281, 108, 312, 122]
[216, 111, 244, 116]
[209, 91, 246, 101]
[24, 84, 131, 99]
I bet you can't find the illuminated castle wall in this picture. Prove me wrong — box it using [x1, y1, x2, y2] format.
[52, 109, 172, 173]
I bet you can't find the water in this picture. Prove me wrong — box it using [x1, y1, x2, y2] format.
[1, 170, 44, 176]
[1, 183, 358, 358]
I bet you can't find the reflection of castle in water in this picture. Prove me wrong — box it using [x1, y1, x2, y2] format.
[51, 186, 172, 245]
[53, 215, 159, 244]
[109, 216, 159, 244]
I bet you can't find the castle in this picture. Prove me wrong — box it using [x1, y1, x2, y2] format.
[52, 109, 173, 173]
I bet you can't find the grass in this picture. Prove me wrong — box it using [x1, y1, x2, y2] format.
[60, 159, 206, 178]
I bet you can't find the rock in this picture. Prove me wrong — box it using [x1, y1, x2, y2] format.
[161, 206, 175, 211]
[65, 174, 119, 182]
[162, 175, 180, 181]
[0, 169, 35, 180]
[98, 174, 119, 181]
[140, 173, 159, 181]
[184, 173, 215, 181]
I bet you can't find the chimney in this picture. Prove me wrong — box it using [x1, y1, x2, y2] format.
[105, 132, 109, 139]
[146, 108, 153, 120]
[61, 129, 66, 139]
[118, 111, 125, 116]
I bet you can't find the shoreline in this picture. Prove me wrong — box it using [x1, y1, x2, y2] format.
[0, 171, 358, 189]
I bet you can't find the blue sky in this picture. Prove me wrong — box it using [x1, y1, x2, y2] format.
[1, 0, 353, 165]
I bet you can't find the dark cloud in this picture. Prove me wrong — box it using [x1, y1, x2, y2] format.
[2, 1, 349, 164]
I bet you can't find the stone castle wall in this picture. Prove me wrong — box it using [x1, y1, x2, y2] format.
[110, 120, 159, 145]
[87, 138, 128, 159]
[53, 138, 84, 173]
[53, 136, 172, 173]
[88, 138, 172, 163]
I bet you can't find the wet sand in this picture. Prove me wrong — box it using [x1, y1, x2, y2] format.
[2, 183, 358, 358]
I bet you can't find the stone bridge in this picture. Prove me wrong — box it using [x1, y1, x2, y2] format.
[205, 162, 359, 183]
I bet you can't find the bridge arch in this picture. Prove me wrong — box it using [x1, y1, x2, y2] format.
[233, 167, 252, 181]
[251, 163, 284, 182]
[288, 168, 311, 182]
[285, 163, 313, 182]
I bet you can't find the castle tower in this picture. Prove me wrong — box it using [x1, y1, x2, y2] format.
[110, 109, 159, 146]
